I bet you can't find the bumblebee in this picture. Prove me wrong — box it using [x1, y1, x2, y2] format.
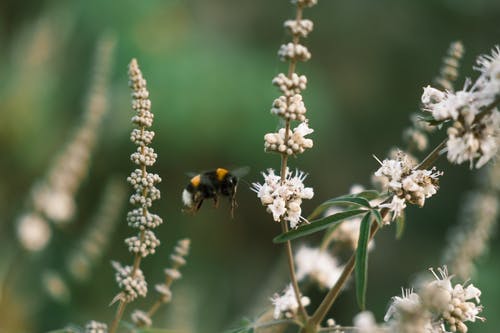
[182, 167, 248, 217]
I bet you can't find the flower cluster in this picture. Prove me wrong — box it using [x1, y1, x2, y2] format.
[421, 47, 500, 169]
[66, 179, 126, 282]
[130, 239, 190, 328]
[257, 0, 317, 231]
[112, 59, 162, 307]
[420, 267, 484, 333]
[264, 122, 314, 155]
[278, 43, 311, 62]
[271, 284, 310, 320]
[16, 36, 115, 253]
[295, 246, 344, 289]
[85, 321, 108, 333]
[263, 0, 316, 154]
[374, 153, 442, 221]
[354, 267, 484, 333]
[124, 58, 163, 259]
[284, 19, 313, 38]
[111, 262, 147, 303]
[252, 169, 314, 229]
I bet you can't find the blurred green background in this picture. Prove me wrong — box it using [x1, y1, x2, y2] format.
[0, 0, 499, 332]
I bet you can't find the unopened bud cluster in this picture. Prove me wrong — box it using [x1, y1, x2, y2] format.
[271, 284, 311, 320]
[125, 58, 163, 258]
[264, 0, 316, 156]
[113, 59, 163, 305]
[131, 239, 191, 328]
[284, 19, 313, 38]
[421, 46, 500, 169]
[112, 261, 147, 303]
[434, 41, 465, 92]
[258, 0, 317, 229]
[374, 152, 442, 221]
[264, 122, 313, 155]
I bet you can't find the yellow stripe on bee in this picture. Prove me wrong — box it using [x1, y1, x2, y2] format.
[216, 168, 229, 181]
[190, 174, 201, 187]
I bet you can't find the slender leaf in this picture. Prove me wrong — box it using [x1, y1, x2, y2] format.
[308, 196, 371, 220]
[273, 209, 367, 243]
[395, 211, 406, 239]
[355, 212, 372, 310]
[416, 112, 446, 126]
[371, 209, 383, 226]
[351, 190, 380, 201]
[324, 196, 372, 208]
[138, 329, 182, 333]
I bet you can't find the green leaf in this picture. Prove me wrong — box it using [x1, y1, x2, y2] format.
[324, 196, 372, 208]
[395, 211, 406, 239]
[46, 325, 81, 333]
[137, 329, 183, 333]
[416, 112, 446, 126]
[351, 190, 380, 201]
[273, 209, 368, 243]
[308, 196, 372, 220]
[355, 212, 372, 310]
[224, 318, 255, 333]
[371, 209, 383, 226]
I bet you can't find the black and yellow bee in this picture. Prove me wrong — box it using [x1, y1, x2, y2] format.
[182, 167, 249, 217]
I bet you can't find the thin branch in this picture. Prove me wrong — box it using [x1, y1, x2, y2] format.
[307, 211, 386, 329]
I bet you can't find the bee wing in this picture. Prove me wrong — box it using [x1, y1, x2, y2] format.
[231, 166, 250, 178]
[185, 171, 198, 178]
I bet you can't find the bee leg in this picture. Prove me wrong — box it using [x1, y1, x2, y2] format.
[230, 195, 237, 218]
[196, 198, 204, 211]
[213, 194, 219, 208]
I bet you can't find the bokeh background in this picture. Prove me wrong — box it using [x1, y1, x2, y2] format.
[0, 0, 499, 332]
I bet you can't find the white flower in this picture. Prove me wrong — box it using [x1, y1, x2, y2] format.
[374, 154, 442, 218]
[252, 168, 314, 229]
[384, 289, 434, 333]
[421, 85, 446, 105]
[16, 213, 52, 252]
[354, 311, 383, 333]
[85, 320, 108, 333]
[374, 158, 405, 190]
[446, 110, 499, 168]
[474, 46, 500, 105]
[420, 266, 484, 333]
[271, 284, 310, 319]
[295, 246, 344, 288]
[380, 196, 406, 222]
[264, 122, 314, 155]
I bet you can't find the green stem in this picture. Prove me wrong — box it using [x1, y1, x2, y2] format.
[305, 211, 385, 330]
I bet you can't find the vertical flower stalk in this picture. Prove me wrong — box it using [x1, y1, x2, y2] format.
[131, 239, 191, 328]
[442, 160, 500, 279]
[66, 178, 127, 283]
[16, 34, 116, 252]
[108, 58, 163, 333]
[253, 0, 318, 324]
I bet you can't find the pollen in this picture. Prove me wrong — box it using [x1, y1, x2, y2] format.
[190, 174, 201, 187]
[216, 168, 229, 181]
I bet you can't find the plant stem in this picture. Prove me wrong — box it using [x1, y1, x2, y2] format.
[281, 221, 309, 321]
[306, 211, 385, 329]
[109, 300, 127, 333]
[415, 138, 447, 171]
[277, 3, 308, 322]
